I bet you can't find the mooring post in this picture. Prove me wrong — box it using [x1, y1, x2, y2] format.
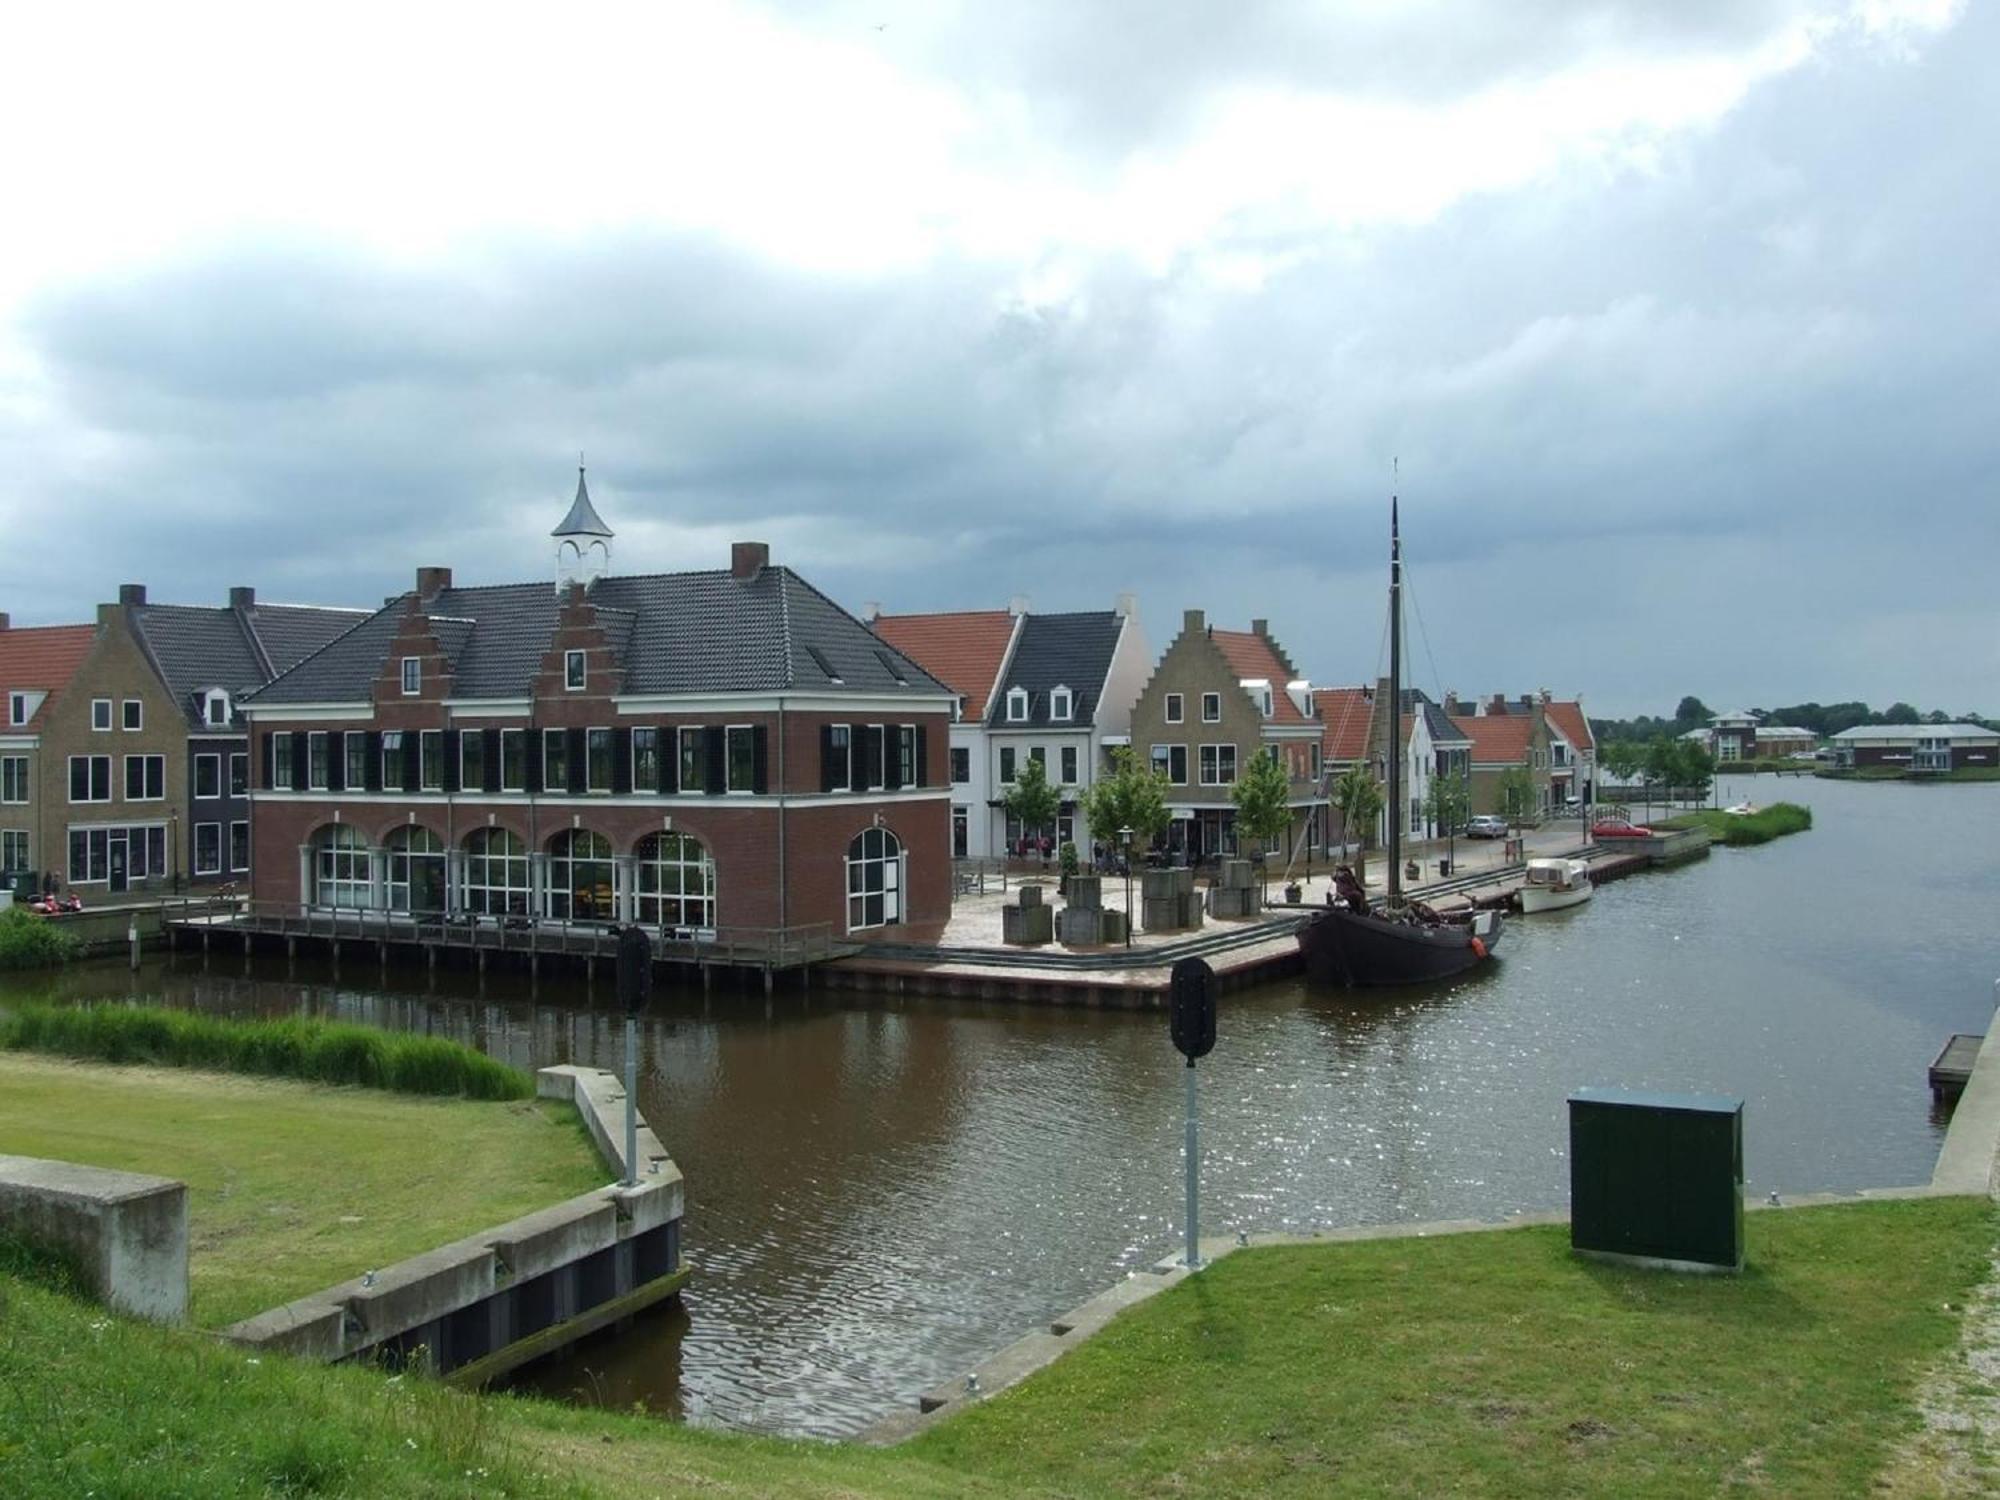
[616, 926, 653, 1190]
[128, 918, 140, 972]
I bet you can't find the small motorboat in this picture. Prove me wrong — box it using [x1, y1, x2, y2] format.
[1518, 857, 1592, 913]
[1724, 801, 1758, 816]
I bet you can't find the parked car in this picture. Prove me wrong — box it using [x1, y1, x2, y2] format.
[1465, 815, 1509, 839]
[1591, 818, 1653, 839]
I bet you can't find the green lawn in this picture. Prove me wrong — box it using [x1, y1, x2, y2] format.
[0, 1052, 606, 1326]
[1658, 801, 1812, 845]
[1, 1178, 1988, 1496]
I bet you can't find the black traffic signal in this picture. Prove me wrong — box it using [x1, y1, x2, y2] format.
[1169, 956, 1216, 1063]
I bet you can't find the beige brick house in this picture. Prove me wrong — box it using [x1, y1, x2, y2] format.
[1126, 610, 1323, 863]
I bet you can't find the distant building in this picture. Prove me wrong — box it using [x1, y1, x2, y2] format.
[1830, 724, 1999, 773]
[0, 616, 97, 892]
[244, 472, 955, 940]
[1680, 711, 1818, 761]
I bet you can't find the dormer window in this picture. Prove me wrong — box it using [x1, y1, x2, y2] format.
[1006, 687, 1028, 722]
[1260, 689, 1273, 717]
[401, 656, 421, 695]
[1050, 686, 1072, 722]
[203, 689, 230, 728]
[564, 649, 586, 691]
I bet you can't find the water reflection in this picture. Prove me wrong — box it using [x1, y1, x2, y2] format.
[2, 775, 1993, 1437]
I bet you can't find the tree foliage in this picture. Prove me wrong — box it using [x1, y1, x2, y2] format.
[1230, 750, 1294, 888]
[1496, 763, 1537, 824]
[1080, 746, 1171, 853]
[1330, 761, 1385, 884]
[1424, 772, 1470, 837]
[1002, 753, 1061, 848]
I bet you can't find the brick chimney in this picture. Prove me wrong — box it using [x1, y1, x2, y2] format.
[416, 566, 452, 600]
[1251, 618, 1269, 637]
[1489, 693, 1509, 716]
[0, 612, 9, 631]
[229, 586, 255, 611]
[862, 600, 882, 622]
[118, 583, 147, 606]
[731, 541, 769, 581]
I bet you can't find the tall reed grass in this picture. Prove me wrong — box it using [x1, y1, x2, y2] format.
[0, 908, 79, 971]
[0, 1004, 531, 1100]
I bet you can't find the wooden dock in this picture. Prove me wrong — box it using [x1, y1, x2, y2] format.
[1931, 1033, 1984, 1104]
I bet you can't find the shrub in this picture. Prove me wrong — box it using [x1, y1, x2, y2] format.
[0, 907, 79, 971]
[0, 1004, 532, 1100]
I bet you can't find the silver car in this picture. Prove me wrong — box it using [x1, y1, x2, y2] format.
[1465, 815, 1509, 839]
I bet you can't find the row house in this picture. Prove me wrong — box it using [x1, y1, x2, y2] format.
[1830, 723, 1999, 773]
[0, 616, 96, 894]
[1128, 611, 1322, 862]
[243, 475, 954, 941]
[11, 588, 359, 897]
[873, 597, 1150, 859]
[1447, 699, 1554, 819]
[1315, 684, 1471, 845]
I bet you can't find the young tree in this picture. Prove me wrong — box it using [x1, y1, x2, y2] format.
[1601, 738, 1643, 791]
[1002, 753, 1061, 862]
[1330, 761, 1385, 886]
[1496, 763, 1537, 826]
[1671, 739, 1715, 806]
[1079, 746, 1171, 862]
[1230, 749, 1294, 905]
[1642, 736, 1679, 814]
[1424, 771, 1471, 867]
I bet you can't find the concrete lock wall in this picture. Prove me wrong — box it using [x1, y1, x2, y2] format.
[0, 1154, 189, 1322]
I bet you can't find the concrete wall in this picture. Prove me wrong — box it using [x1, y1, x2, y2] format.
[0, 1154, 188, 1322]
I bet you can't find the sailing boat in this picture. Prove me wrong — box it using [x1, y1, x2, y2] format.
[1298, 498, 1502, 987]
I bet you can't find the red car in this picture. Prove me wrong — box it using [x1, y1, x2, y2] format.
[1591, 818, 1653, 840]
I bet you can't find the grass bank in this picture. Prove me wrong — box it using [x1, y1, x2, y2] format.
[1658, 801, 1813, 845]
[0, 906, 78, 970]
[0, 1001, 531, 1099]
[1, 1198, 1988, 1497]
[0, 1052, 605, 1326]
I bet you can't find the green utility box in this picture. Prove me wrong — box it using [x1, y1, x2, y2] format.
[1569, 1087, 1744, 1272]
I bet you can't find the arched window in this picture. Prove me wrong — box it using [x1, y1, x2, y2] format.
[846, 826, 903, 931]
[313, 824, 372, 909]
[463, 828, 529, 917]
[635, 832, 716, 932]
[547, 830, 614, 921]
[385, 826, 446, 916]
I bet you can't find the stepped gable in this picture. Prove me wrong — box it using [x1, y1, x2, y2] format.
[1210, 627, 1310, 723]
[871, 609, 1015, 719]
[249, 564, 950, 704]
[0, 623, 96, 731]
[986, 611, 1123, 728]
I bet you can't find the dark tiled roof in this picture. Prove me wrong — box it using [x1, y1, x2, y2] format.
[1398, 691, 1469, 746]
[249, 567, 949, 704]
[986, 611, 1123, 728]
[131, 603, 368, 727]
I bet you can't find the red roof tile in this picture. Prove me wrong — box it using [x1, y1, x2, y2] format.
[0, 624, 96, 732]
[1544, 700, 1593, 753]
[1314, 686, 1375, 762]
[1450, 714, 1535, 764]
[871, 610, 1016, 720]
[1211, 629, 1311, 724]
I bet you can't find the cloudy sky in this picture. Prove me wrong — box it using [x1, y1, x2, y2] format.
[2, 0, 1992, 717]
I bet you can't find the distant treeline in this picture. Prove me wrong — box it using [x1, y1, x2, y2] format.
[1589, 696, 1994, 745]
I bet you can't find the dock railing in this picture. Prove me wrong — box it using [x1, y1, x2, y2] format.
[163, 898, 839, 969]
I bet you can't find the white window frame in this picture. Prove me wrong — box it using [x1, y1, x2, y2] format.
[1006, 686, 1028, 722]
[541, 727, 569, 791]
[124, 753, 165, 802]
[308, 731, 330, 790]
[91, 698, 112, 732]
[229, 819, 251, 873]
[6, 692, 27, 727]
[1199, 743, 1238, 786]
[1, 755, 29, 804]
[1060, 744, 1079, 785]
[897, 724, 918, 787]
[68, 754, 112, 803]
[1149, 743, 1188, 786]
[677, 726, 706, 794]
[499, 729, 526, 792]
[0, 829, 28, 872]
[587, 726, 614, 793]
[229, 751, 249, 797]
[1165, 693, 1184, 724]
[401, 656, 421, 695]
[461, 730, 488, 791]
[999, 746, 1016, 784]
[193, 821, 223, 876]
[845, 826, 905, 932]
[564, 649, 586, 691]
[204, 690, 230, 728]
[193, 752, 222, 800]
[121, 698, 143, 731]
[826, 724, 851, 793]
[1050, 686, 1072, 722]
[1201, 692, 1222, 724]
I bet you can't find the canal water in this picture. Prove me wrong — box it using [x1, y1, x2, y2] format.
[3, 774, 1996, 1437]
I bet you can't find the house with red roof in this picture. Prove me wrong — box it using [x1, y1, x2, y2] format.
[0, 614, 98, 893]
[871, 595, 1151, 859]
[1447, 695, 1555, 819]
[1128, 611, 1323, 863]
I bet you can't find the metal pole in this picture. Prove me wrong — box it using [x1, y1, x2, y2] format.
[1184, 1060, 1201, 1269]
[623, 1014, 639, 1189]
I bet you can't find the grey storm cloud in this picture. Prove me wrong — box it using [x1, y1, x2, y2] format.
[2, 0, 1994, 717]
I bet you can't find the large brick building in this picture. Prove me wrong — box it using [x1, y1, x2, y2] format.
[242, 473, 954, 942]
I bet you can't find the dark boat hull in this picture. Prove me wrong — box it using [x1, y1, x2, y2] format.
[1298, 906, 1501, 988]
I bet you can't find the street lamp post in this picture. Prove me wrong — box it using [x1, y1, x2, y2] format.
[1119, 826, 1134, 949]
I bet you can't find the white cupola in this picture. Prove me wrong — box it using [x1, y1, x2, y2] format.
[552, 465, 613, 591]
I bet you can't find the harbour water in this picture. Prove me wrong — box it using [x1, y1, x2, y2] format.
[3, 774, 1995, 1438]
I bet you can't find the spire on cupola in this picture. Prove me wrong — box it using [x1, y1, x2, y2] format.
[552, 462, 613, 591]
